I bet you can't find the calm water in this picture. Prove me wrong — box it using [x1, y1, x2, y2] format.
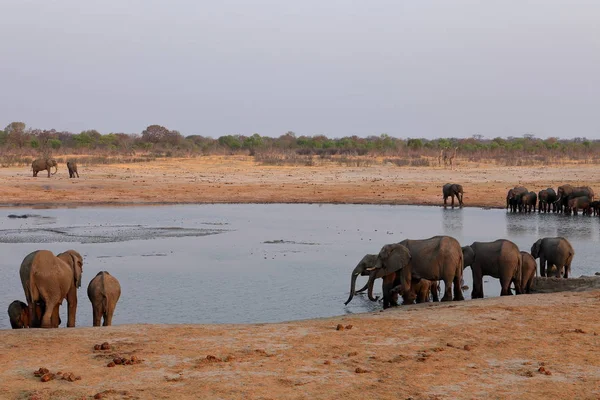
[0, 205, 598, 329]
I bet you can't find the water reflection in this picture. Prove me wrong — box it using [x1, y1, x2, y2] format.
[442, 208, 463, 236]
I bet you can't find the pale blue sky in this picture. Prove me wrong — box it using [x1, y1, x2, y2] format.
[1, 1, 598, 138]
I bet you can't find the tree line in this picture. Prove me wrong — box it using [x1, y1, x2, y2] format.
[1, 121, 599, 161]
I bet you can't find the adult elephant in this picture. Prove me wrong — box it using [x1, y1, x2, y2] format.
[555, 185, 594, 213]
[344, 254, 439, 305]
[442, 183, 464, 208]
[88, 271, 121, 326]
[19, 250, 83, 328]
[521, 191, 537, 213]
[367, 236, 464, 308]
[520, 251, 536, 294]
[538, 188, 557, 213]
[506, 186, 528, 212]
[531, 237, 574, 278]
[32, 158, 58, 178]
[462, 239, 522, 298]
[568, 196, 592, 215]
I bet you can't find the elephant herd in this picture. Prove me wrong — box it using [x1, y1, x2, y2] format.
[7, 249, 120, 329]
[344, 235, 574, 309]
[506, 184, 597, 215]
[31, 157, 79, 178]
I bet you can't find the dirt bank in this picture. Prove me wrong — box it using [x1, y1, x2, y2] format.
[1, 291, 599, 399]
[1, 156, 599, 208]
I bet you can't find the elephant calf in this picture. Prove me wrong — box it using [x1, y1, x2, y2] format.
[87, 271, 121, 326]
[568, 196, 592, 215]
[391, 279, 439, 304]
[8, 300, 30, 329]
[67, 161, 79, 178]
[520, 251, 536, 294]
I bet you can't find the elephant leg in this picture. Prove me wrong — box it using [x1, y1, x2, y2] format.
[93, 304, 102, 327]
[451, 195, 455, 208]
[51, 304, 61, 328]
[354, 281, 370, 294]
[431, 282, 439, 302]
[452, 274, 465, 301]
[105, 301, 116, 326]
[539, 256, 547, 277]
[471, 268, 484, 299]
[443, 195, 447, 206]
[499, 277, 512, 296]
[66, 289, 78, 328]
[440, 279, 453, 302]
[564, 256, 573, 279]
[40, 301, 56, 329]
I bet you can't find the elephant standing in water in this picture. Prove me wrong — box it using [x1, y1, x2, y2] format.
[555, 185, 595, 213]
[365, 236, 464, 308]
[344, 254, 439, 306]
[462, 239, 522, 298]
[531, 237, 574, 278]
[568, 196, 592, 215]
[520, 251, 537, 294]
[521, 191, 537, 213]
[506, 186, 528, 212]
[538, 188, 557, 213]
[19, 250, 83, 328]
[442, 183, 464, 208]
[87, 271, 121, 326]
[32, 158, 58, 177]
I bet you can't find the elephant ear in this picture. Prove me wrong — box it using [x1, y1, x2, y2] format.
[59, 250, 83, 288]
[530, 239, 542, 258]
[377, 244, 411, 275]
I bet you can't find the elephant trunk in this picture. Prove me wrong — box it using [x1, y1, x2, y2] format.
[344, 269, 361, 306]
[367, 269, 380, 301]
[51, 164, 57, 175]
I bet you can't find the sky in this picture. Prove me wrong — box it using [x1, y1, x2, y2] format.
[1, 0, 599, 139]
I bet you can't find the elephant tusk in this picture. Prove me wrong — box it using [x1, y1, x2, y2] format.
[365, 267, 377, 271]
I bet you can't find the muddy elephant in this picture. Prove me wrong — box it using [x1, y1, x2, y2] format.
[568, 196, 592, 215]
[367, 236, 464, 308]
[555, 185, 595, 213]
[32, 158, 58, 177]
[531, 237, 574, 278]
[462, 239, 522, 298]
[538, 188, 557, 213]
[19, 250, 83, 328]
[87, 271, 121, 326]
[67, 161, 79, 178]
[442, 183, 464, 208]
[521, 191, 537, 213]
[8, 300, 30, 329]
[520, 251, 536, 294]
[506, 186, 528, 212]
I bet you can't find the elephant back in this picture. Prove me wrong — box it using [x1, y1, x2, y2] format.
[400, 236, 462, 280]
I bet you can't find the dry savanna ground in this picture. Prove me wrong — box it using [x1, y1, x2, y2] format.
[1, 156, 600, 399]
[0, 155, 599, 207]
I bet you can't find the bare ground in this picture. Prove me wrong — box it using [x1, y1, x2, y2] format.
[2, 156, 600, 399]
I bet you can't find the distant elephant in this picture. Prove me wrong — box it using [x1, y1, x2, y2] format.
[520, 251, 536, 294]
[367, 236, 464, 308]
[31, 158, 58, 178]
[442, 183, 464, 208]
[522, 191, 537, 213]
[531, 237, 574, 278]
[506, 186, 528, 212]
[8, 300, 30, 329]
[390, 278, 439, 304]
[462, 239, 522, 298]
[19, 250, 83, 328]
[568, 196, 592, 215]
[538, 188, 557, 213]
[555, 185, 594, 213]
[87, 271, 121, 326]
[67, 161, 79, 178]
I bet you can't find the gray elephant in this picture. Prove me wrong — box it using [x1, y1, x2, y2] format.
[506, 186, 528, 212]
[8, 300, 30, 329]
[19, 250, 83, 328]
[568, 196, 592, 215]
[538, 188, 557, 213]
[31, 158, 58, 177]
[367, 236, 464, 308]
[462, 239, 522, 298]
[520, 251, 536, 294]
[521, 191, 537, 213]
[531, 237, 574, 278]
[87, 271, 121, 326]
[344, 254, 439, 305]
[555, 185, 595, 213]
[442, 183, 464, 208]
[67, 161, 79, 178]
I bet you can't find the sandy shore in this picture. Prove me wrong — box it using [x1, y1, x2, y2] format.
[2, 156, 600, 399]
[1, 292, 599, 399]
[1, 156, 598, 208]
